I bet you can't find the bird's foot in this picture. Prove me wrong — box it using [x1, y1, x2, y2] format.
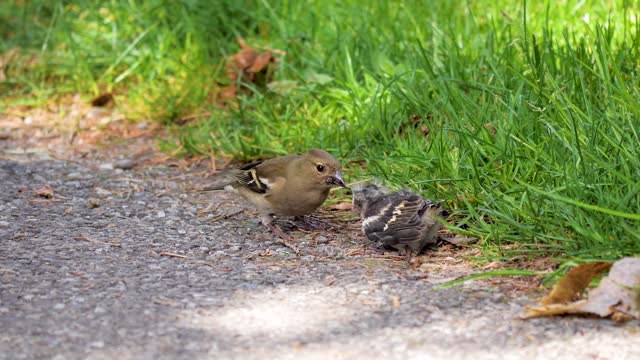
[292, 215, 332, 231]
[398, 247, 414, 265]
[266, 223, 300, 255]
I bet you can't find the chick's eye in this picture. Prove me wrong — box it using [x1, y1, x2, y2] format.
[316, 164, 325, 172]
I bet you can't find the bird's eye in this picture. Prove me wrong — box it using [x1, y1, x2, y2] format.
[316, 164, 325, 173]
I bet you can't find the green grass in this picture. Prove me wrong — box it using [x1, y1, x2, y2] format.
[2, 0, 639, 261]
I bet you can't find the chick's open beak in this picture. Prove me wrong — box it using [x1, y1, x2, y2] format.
[326, 171, 346, 187]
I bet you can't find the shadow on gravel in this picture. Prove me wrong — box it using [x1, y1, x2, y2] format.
[2, 159, 639, 359]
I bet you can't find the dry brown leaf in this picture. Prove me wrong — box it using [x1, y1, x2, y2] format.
[540, 261, 612, 305]
[0, 48, 19, 81]
[228, 39, 259, 81]
[33, 184, 54, 198]
[521, 257, 640, 321]
[90, 93, 115, 107]
[484, 122, 497, 136]
[249, 52, 273, 73]
[574, 258, 640, 318]
[521, 301, 588, 318]
[221, 37, 284, 101]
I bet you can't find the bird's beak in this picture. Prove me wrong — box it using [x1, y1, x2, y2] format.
[326, 171, 346, 188]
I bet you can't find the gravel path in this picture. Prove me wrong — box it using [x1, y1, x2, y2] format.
[1, 114, 639, 360]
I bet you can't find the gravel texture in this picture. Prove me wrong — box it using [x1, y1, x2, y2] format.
[1, 116, 639, 360]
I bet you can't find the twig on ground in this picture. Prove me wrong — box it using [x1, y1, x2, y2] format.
[74, 233, 122, 248]
[159, 251, 187, 259]
[197, 202, 221, 217]
[210, 209, 245, 221]
[107, 177, 144, 183]
[159, 252, 232, 271]
[345, 248, 365, 256]
[30, 198, 63, 203]
[188, 260, 232, 271]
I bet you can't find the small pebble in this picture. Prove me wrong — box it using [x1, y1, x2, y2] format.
[95, 188, 112, 196]
[114, 159, 135, 170]
[88, 341, 104, 349]
[66, 172, 87, 180]
[99, 163, 114, 170]
[94, 307, 107, 314]
[87, 198, 100, 209]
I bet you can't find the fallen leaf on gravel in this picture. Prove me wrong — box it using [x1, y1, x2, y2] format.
[540, 261, 612, 305]
[521, 257, 640, 322]
[33, 184, 54, 198]
[391, 295, 401, 308]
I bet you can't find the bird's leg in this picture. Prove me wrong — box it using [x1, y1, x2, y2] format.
[261, 213, 300, 255]
[406, 251, 413, 265]
[399, 246, 413, 265]
[293, 215, 331, 231]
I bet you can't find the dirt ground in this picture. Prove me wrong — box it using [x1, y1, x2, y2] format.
[1, 101, 639, 360]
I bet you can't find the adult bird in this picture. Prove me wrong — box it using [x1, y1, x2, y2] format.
[206, 149, 346, 245]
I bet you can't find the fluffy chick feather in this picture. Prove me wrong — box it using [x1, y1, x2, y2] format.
[352, 183, 448, 255]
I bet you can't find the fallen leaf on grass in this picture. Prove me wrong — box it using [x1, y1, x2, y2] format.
[90, 93, 115, 107]
[0, 48, 19, 81]
[221, 37, 285, 101]
[33, 184, 54, 198]
[248, 52, 273, 73]
[399, 113, 435, 139]
[521, 257, 640, 322]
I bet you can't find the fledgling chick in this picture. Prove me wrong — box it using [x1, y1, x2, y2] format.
[352, 183, 448, 258]
[206, 149, 346, 239]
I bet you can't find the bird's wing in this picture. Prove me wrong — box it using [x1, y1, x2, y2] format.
[234, 160, 269, 194]
[234, 156, 293, 194]
[363, 193, 434, 246]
